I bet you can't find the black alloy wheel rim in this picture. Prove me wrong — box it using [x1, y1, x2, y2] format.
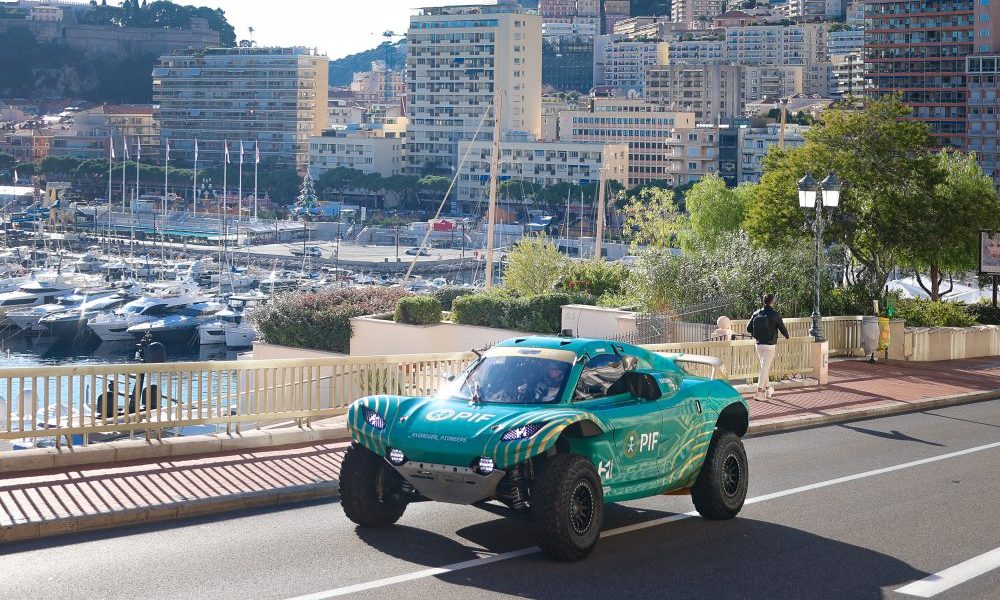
[569, 480, 595, 535]
[722, 454, 741, 498]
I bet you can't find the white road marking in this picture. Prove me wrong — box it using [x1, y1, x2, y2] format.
[895, 546, 1000, 597]
[286, 440, 1000, 600]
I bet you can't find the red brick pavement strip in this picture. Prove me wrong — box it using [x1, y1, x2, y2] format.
[0, 442, 349, 543]
[746, 357, 1000, 433]
[3, 357, 1000, 543]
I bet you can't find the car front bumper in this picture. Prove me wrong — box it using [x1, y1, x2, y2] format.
[392, 460, 505, 505]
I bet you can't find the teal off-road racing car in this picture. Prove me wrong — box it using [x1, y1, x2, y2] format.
[341, 336, 750, 560]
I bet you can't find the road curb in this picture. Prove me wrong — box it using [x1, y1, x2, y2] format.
[0, 481, 341, 545]
[747, 388, 1000, 436]
[0, 425, 351, 475]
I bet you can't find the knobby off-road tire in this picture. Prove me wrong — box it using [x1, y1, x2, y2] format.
[532, 453, 604, 561]
[691, 429, 748, 520]
[340, 443, 408, 527]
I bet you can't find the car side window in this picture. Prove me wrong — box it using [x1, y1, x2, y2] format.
[574, 353, 626, 401]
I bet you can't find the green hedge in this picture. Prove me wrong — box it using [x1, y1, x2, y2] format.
[452, 291, 594, 334]
[893, 298, 977, 328]
[394, 295, 442, 325]
[249, 287, 409, 353]
[967, 302, 1000, 325]
[433, 286, 475, 311]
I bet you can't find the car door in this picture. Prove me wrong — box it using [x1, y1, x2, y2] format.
[571, 353, 662, 489]
[654, 370, 703, 489]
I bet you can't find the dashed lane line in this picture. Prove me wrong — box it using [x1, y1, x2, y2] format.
[895, 546, 1000, 597]
[286, 440, 1000, 600]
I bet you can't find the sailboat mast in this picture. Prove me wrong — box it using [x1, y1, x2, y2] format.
[484, 90, 502, 289]
[162, 139, 168, 264]
[107, 137, 113, 249]
[595, 167, 606, 261]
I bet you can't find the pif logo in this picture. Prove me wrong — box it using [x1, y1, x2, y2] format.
[425, 409, 495, 423]
[425, 409, 456, 422]
[623, 430, 659, 458]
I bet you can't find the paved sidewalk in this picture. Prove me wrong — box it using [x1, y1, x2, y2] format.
[3, 357, 999, 544]
[749, 357, 1000, 431]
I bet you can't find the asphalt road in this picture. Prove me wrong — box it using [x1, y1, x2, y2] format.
[3, 400, 1000, 600]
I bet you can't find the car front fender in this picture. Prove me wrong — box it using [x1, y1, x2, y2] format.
[487, 411, 612, 469]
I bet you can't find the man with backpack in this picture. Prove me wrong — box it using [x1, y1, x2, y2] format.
[746, 294, 790, 400]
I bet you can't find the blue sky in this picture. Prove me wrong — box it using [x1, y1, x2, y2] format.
[190, 0, 476, 59]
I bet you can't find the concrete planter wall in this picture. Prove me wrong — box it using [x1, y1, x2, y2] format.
[251, 341, 344, 359]
[905, 325, 1000, 362]
[349, 316, 530, 356]
[561, 304, 637, 339]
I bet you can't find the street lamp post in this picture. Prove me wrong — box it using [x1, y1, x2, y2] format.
[798, 172, 841, 342]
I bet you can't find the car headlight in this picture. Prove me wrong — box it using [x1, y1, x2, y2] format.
[477, 457, 495, 475]
[362, 407, 386, 430]
[387, 447, 406, 465]
[500, 422, 546, 441]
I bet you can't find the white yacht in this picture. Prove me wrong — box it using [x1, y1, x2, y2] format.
[7, 289, 113, 332]
[197, 293, 264, 348]
[39, 290, 138, 339]
[0, 281, 79, 317]
[88, 288, 207, 342]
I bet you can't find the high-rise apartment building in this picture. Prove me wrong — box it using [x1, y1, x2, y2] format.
[577, 0, 600, 17]
[543, 36, 595, 91]
[406, 3, 542, 175]
[539, 0, 577, 23]
[966, 55, 1000, 184]
[672, 0, 726, 28]
[557, 98, 697, 186]
[865, 0, 1000, 147]
[646, 63, 743, 122]
[594, 35, 669, 92]
[152, 47, 328, 172]
[604, 0, 632, 34]
[725, 24, 828, 67]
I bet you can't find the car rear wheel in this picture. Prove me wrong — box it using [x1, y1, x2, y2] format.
[691, 429, 748, 520]
[532, 454, 604, 561]
[340, 443, 408, 527]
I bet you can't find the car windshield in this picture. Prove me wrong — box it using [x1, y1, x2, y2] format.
[437, 355, 572, 404]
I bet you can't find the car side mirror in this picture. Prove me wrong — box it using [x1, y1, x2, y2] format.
[620, 371, 662, 401]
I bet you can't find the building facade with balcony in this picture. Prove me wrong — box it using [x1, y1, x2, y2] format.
[725, 24, 828, 67]
[737, 123, 809, 182]
[309, 118, 407, 178]
[645, 63, 743, 123]
[557, 98, 697, 186]
[671, 0, 726, 28]
[594, 35, 669, 92]
[454, 137, 628, 203]
[406, 4, 542, 175]
[967, 55, 1000, 185]
[864, 0, 1000, 147]
[152, 47, 328, 172]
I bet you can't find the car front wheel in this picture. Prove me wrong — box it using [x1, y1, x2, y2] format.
[532, 454, 604, 561]
[340, 443, 408, 527]
[691, 429, 748, 520]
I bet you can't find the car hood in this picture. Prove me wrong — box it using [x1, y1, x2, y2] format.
[348, 395, 609, 469]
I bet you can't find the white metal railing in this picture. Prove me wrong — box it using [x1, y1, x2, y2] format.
[729, 315, 864, 356]
[0, 335, 818, 449]
[643, 337, 815, 382]
[0, 352, 476, 449]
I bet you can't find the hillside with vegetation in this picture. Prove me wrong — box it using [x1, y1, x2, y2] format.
[329, 41, 406, 87]
[631, 0, 672, 16]
[0, 1, 235, 103]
